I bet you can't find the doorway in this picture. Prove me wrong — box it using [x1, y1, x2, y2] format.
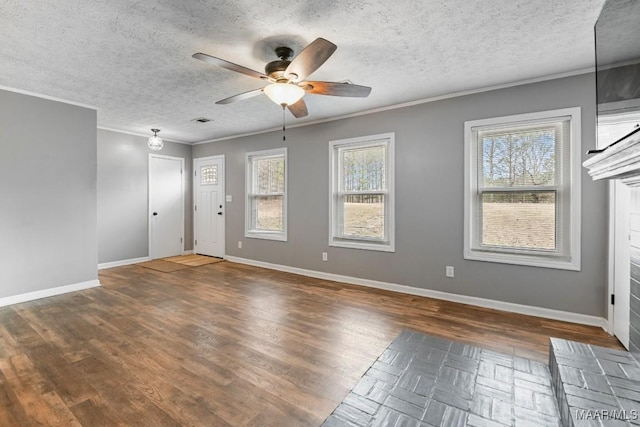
[601, 115, 639, 348]
[612, 180, 631, 348]
[193, 155, 225, 258]
[149, 154, 184, 259]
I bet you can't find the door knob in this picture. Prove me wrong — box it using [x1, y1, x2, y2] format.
[153, 212, 158, 216]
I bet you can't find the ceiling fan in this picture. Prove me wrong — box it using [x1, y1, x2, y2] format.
[192, 38, 372, 118]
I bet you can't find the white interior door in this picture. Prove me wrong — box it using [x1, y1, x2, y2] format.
[194, 156, 225, 257]
[601, 117, 638, 348]
[613, 180, 631, 349]
[149, 155, 184, 259]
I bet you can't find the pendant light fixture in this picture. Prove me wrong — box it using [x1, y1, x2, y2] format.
[147, 128, 163, 151]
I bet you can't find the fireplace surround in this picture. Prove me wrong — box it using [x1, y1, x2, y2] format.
[583, 0, 640, 361]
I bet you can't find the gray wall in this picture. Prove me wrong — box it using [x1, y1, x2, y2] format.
[97, 129, 193, 264]
[193, 73, 609, 317]
[0, 89, 98, 298]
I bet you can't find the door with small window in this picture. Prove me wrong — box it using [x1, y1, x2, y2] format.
[194, 156, 225, 258]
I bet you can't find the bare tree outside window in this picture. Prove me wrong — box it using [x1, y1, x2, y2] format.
[246, 148, 287, 241]
[464, 108, 580, 270]
[479, 128, 558, 251]
[330, 133, 395, 252]
[340, 145, 386, 240]
[252, 156, 285, 231]
[342, 146, 386, 240]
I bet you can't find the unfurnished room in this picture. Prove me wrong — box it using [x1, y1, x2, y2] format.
[1, 0, 639, 426]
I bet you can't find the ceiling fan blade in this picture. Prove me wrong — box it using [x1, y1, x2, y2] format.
[216, 88, 264, 105]
[302, 81, 372, 97]
[284, 38, 337, 82]
[193, 53, 270, 81]
[287, 98, 308, 118]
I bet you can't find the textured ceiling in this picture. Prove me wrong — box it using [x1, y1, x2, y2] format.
[0, 0, 605, 143]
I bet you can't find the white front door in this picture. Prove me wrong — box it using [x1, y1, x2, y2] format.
[149, 155, 184, 259]
[194, 156, 225, 257]
[613, 180, 631, 348]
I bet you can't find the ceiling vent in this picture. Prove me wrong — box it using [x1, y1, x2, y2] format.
[191, 117, 213, 124]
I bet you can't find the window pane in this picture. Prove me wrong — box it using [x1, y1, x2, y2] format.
[481, 128, 555, 187]
[201, 165, 217, 185]
[340, 194, 385, 240]
[254, 157, 284, 194]
[341, 145, 386, 191]
[253, 196, 283, 231]
[481, 191, 556, 250]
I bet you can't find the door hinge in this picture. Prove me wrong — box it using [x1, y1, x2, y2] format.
[195, 240, 197, 245]
[194, 170, 197, 177]
[194, 205, 197, 211]
[611, 294, 615, 305]
[180, 237, 183, 243]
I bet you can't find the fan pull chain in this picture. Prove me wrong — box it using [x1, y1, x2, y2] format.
[282, 105, 286, 141]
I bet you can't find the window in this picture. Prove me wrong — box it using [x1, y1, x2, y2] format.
[201, 165, 218, 185]
[245, 148, 287, 241]
[464, 108, 581, 270]
[329, 133, 395, 252]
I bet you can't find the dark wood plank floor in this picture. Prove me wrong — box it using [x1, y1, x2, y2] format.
[0, 261, 623, 426]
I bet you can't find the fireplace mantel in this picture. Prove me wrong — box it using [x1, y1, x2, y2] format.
[583, 128, 640, 186]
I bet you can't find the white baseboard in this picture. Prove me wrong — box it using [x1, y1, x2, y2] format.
[0, 279, 101, 308]
[98, 256, 149, 270]
[225, 256, 608, 330]
[183, 250, 194, 255]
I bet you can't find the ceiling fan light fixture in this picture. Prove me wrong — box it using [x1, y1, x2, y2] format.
[263, 82, 304, 107]
[147, 128, 163, 151]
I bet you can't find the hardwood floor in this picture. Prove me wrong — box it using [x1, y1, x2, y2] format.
[0, 261, 622, 426]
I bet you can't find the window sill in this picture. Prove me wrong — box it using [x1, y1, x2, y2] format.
[330, 239, 395, 252]
[245, 231, 287, 242]
[463, 249, 580, 271]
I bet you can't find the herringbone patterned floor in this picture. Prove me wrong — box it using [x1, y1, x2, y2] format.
[323, 330, 561, 427]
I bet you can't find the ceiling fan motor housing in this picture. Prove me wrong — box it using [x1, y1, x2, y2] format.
[265, 46, 296, 79]
[265, 59, 291, 79]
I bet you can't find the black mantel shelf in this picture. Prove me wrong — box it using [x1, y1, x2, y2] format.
[583, 127, 640, 186]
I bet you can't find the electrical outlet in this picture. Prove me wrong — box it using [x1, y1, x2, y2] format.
[322, 252, 328, 262]
[445, 266, 454, 278]
[238, 241, 242, 249]
[225, 195, 232, 202]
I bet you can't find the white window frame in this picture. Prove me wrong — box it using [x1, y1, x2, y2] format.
[245, 147, 287, 241]
[463, 107, 581, 270]
[329, 133, 395, 252]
